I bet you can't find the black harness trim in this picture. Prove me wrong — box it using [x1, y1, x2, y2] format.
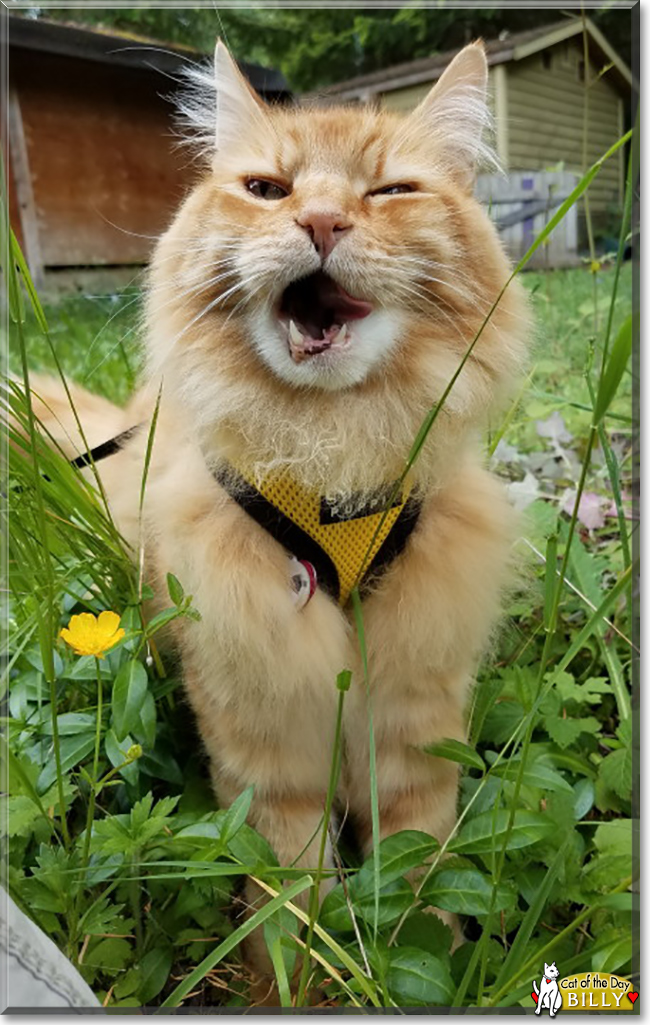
[214, 465, 342, 601]
[69, 425, 141, 470]
[68, 429, 422, 604]
[213, 464, 422, 605]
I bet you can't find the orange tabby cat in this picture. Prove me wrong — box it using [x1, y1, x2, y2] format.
[27, 40, 529, 990]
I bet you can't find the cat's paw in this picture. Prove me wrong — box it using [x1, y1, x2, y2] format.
[289, 557, 317, 610]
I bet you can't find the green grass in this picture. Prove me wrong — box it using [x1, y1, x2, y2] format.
[5, 153, 636, 1009]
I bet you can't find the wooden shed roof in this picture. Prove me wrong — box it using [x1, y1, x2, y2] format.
[314, 17, 633, 102]
[8, 14, 291, 98]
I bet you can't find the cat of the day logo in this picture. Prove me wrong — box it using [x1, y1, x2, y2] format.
[531, 965, 639, 1013]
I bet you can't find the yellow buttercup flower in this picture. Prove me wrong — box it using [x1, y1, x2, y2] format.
[60, 611, 125, 659]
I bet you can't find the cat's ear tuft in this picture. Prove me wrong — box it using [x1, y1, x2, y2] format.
[405, 42, 496, 185]
[214, 39, 269, 152]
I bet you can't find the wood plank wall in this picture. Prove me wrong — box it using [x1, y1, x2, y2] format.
[10, 48, 197, 268]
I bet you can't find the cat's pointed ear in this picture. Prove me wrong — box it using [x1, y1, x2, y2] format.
[406, 42, 494, 185]
[544, 963, 550, 973]
[214, 39, 269, 151]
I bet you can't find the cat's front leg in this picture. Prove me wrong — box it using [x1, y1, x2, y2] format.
[343, 468, 513, 933]
[160, 504, 352, 983]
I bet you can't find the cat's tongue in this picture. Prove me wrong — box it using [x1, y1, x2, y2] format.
[280, 270, 373, 362]
[317, 277, 373, 322]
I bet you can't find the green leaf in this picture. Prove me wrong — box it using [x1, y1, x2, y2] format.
[355, 831, 440, 895]
[423, 867, 516, 916]
[3, 795, 43, 837]
[448, 810, 554, 855]
[40, 712, 97, 736]
[599, 747, 632, 801]
[37, 732, 96, 793]
[84, 937, 132, 971]
[104, 729, 139, 786]
[490, 757, 573, 794]
[422, 738, 484, 772]
[227, 823, 278, 868]
[470, 674, 505, 746]
[320, 877, 414, 931]
[134, 691, 156, 749]
[111, 659, 148, 742]
[220, 786, 254, 846]
[138, 946, 173, 1005]
[166, 572, 185, 606]
[593, 314, 633, 424]
[387, 947, 454, 1007]
[591, 930, 632, 974]
[397, 911, 453, 959]
[545, 716, 601, 749]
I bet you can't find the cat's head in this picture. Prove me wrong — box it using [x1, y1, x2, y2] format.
[544, 963, 560, 979]
[148, 39, 523, 400]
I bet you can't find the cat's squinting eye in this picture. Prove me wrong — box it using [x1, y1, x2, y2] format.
[245, 178, 290, 201]
[370, 184, 415, 197]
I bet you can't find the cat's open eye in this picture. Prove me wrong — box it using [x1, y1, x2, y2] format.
[245, 178, 290, 201]
[369, 183, 415, 197]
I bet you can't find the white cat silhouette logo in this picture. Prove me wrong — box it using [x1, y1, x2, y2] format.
[532, 962, 563, 1017]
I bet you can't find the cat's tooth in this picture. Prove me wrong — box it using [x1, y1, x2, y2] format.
[288, 320, 303, 346]
[332, 324, 347, 344]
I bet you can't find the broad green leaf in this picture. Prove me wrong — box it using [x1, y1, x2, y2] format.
[111, 659, 148, 742]
[387, 947, 454, 1007]
[220, 786, 254, 846]
[490, 757, 573, 795]
[591, 930, 632, 974]
[37, 732, 96, 793]
[422, 739, 484, 772]
[545, 716, 601, 749]
[84, 937, 132, 971]
[138, 945, 173, 1005]
[3, 795, 42, 837]
[40, 712, 97, 736]
[599, 746, 632, 801]
[134, 691, 156, 749]
[139, 748, 182, 785]
[423, 867, 516, 916]
[573, 779, 596, 820]
[448, 810, 554, 855]
[228, 823, 279, 868]
[104, 729, 139, 786]
[397, 911, 453, 959]
[321, 877, 413, 931]
[355, 831, 440, 895]
[469, 674, 506, 746]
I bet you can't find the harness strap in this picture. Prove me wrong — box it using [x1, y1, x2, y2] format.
[68, 430, 422, 605]
[69, 425, 141, 469]
[214, 463, 421, 606]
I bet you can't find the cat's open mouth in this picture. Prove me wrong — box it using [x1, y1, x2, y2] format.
[279, 271, 373, 363]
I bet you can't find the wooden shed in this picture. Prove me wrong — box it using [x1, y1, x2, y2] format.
[7, 15, 290, 289]
[316, 18, 634, 248]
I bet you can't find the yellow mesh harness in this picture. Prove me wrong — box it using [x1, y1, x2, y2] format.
[214, 462, 421, 606]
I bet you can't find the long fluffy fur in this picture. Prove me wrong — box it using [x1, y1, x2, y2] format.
[27, 40, 531, 993]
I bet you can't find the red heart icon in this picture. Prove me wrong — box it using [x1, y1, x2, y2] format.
[531, 993, 539, 1004]
[627, 992, 639, 1005]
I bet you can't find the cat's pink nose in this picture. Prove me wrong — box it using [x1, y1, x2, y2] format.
[297, 211, 351, 260]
